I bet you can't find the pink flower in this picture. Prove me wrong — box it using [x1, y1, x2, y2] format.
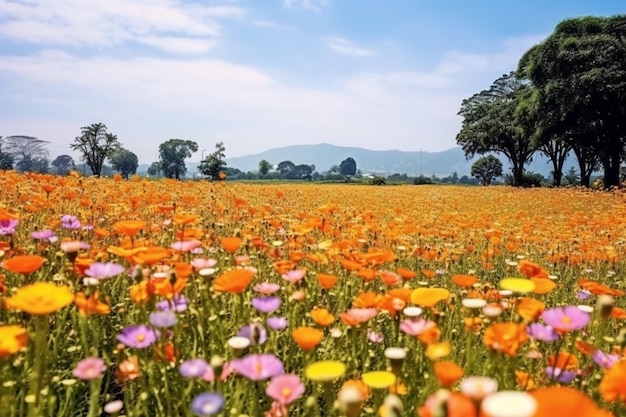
[399, 318, 437, 336]
[254, 282, 281, 295]
[170, 240, 202, 252]
[72, 357, 107, 380]
[282, 270, 306, 284]
[191, 258, 218, 270]
[340, 308, 378, 325]
[265, 374, 305, 406]
[235, 255, 251, 265]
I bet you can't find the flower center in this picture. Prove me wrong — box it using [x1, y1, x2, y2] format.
[561, 316, 571, 324]
[282, 387, 292, 398]
[137, 333, 145, 342]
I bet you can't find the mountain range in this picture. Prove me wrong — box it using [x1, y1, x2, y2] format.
[222, 143, 573, 178]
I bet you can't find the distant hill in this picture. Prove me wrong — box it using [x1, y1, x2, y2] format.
[220, 143, 574, 178]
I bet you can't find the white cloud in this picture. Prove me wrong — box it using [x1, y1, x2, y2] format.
[326, 36, 376, 56]
[0, 0, 245, 51]
[282, 0, 330, 14]
[138, 37, 217, 54]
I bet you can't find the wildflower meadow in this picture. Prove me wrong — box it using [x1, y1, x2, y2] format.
[3, 170, 626, 417]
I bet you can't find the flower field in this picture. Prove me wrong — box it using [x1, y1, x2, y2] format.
[2, 170, 626, 417]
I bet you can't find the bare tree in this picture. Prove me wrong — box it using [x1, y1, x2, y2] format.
[70, 123, 121, 177]
[3, 136, 50, 168]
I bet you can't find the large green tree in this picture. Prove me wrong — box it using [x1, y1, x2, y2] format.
[519, 15, 626, 188]
[109, 148, 139, 179]
[71, 123, 121, 177]
[339, 157, 357, 176]
[258, 159, 272, 176]
[456, 72, 535, 186]
[198, 142, 226, 180]
[51, 154, 75, 175]
[159, 139, 198, 179]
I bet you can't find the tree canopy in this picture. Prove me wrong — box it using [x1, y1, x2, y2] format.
[339, 157, 357, 176]
[159, 139, 198, 179]
[70, 123, 121, 177]
[109, 148, 139, 179]
[51, 155, 75, 175]
[198, 142, 226, 180]
[471, 155, 503, 185]
[518, 15, 626, 188]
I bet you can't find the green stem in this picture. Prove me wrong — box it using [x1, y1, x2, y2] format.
[87, 379, 102, 417]
[27, 315, 49, 417]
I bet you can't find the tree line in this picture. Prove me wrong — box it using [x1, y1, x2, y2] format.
[457, 15, 626, 188]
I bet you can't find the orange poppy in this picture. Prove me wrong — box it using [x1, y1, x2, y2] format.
[397, 267, 417, 280]
[380, 270, 401, 286]
[518, 259, 549, 278]
[575, 340, 598, 356]
[74, 291, 111, 315]
[317, 273, 337, 289]
[292, 326, 323, 351]
[130, 280, 151, 304]
[451, 274, 477, 288]
[309, 308, 335, 327]
[339, 379, 371, 402]
[356, 268, 376, 282]
[112, 220, 146, 238]
[548, 351, 579, 371]
[579, 279, 624, 297]
[273, 260, 295, 275]
[353, 291, 382, 308]
[172, 213, 198, 225]
[610, 307, 626, 320]
[2, 254, 46, 275]
[220, 237, 242, 254]
[0, 325, 28, 358]
[516, 297, 546, 322]
[131, 247, 171, 265]
[531, 386, 614, 417]
[213, 269, 255, 294]
[515, 369, 536, 390]
[418, 392, 476, 417]
[433, 361, 463, 387]
[421, 269, 436, 279]
[483, 323, 528, 357]
[599, 360, 626, 404]
[530, 277, 556, 294]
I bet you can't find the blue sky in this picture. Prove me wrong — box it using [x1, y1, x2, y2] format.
[0, 0, 624, 164]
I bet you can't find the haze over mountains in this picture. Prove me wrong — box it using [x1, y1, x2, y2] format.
[222, 143, 571, 178]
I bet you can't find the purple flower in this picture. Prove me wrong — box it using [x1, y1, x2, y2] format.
[527, 323, 560, 341]
[577, 290, 592, 300]
[149, 310, 178, 328]
[60, 214, 81, 229]
[237, 323, 267, 345]
[231, 353, 284, 381]
[367, 330, 384, 343]
[190, 392, 224, 417]
[267, 316, 288, 331]
[31, 229, 56, 242]
[546, 367, 577, 384]
[85, 262, 125, 280]
[156, 295, 188, 312]
[251, 296, 281, 314]
[0, 218, 19, 235]
[180, 359, 209, 378]
[72, 357, 107, 380]
[592, 350, 620, 369]
[117, 325, 159, 348]
[541, 306, 590, 332]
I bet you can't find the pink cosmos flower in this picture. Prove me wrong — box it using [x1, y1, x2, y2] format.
[170, 240, 202, 252]
[265, 374, 305, 406]
[254, 282, 281, 294]
[282, 270, 306, 284]
[72, 357, 107, 380]
[191, 258, 218, 270]
[399, 318, 437, 336]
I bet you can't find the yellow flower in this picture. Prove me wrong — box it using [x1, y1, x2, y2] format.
[409, 288, 450, 307]
[0, 325, 28, 358]
[362, 371, 396, 389]
[500, 278, 536, 294]
[425, 341, 451, 360]
[305, 360, 346, 382]
[4, 282, 73, 315]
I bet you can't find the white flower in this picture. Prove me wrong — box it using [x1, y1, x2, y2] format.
[481, 391, 536, 417]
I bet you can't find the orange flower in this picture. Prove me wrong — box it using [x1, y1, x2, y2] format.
[418, 392, 476, 417]
[451, 274, 477, 288]
[115, 355, 141, 383]
[172, 213, 198, 225]
[433, 361, 463, 387]
[2, 254, 46, 275]
[292, 326, 323, 351]
[310, 308, 335, 327]
[213, 269, 255, 294]
[4, 282, 73, 315]
[130, 280, 151, 304]
[483, 323, 528, 357]
[150, 276, 187, 298]
[610, 307, 626, 320]
[339, 379, 371, 402]
[317, 273, 337, 289]
[353, 291, 382, 308]
[74, 291, 111, 315]
[518, 259, 549, 278]
[0, 325, 28, 358]
[131, 247, 171, 265]
[531, 387, 614, 417]
[579, 279, 624, 297]
[220, 237, 242, 254]
[273, 260, 295, 275]
[600, 360, 626, 404]
[417, 325, 441, 346]
[397, 267, 417, 280]
[379, 270, 401, 286]
[515, 369, 536, 390]
[356, 268, 376, 282]
[548, 352, 579, 371]
[112, 220, 146, 238]
[531, 277, 556, 294]
[516, 297, 545, 322]
[575, 340, 598, 356]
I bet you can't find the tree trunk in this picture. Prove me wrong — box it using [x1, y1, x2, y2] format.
[602, 153, 621, 188]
